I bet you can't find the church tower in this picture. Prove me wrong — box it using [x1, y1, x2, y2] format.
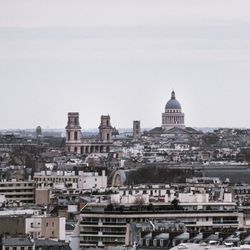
[99, 115, 113, 143]
[133, 120, 141, 139]
[65, 112, 82, 154]
[162, 91, 185, 130]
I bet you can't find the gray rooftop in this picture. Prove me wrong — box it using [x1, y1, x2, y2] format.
[3, 238, 33, 246]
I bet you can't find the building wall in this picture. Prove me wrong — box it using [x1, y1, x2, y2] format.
[133, 121, 141, 139]
[25, 217, 42, 238]
[178, 193, 209, 203]
[0, 217, 26, 234]
[0, 194, 6, 205]
[35, 189, 50, 206]
[2, 245, 34, 250]
[41, 216, 65, 241]
[79, 210, 242, 248]
[34, 174, 79, 189]
[78, 171, 107, 190]
[0, 180, 35, 204]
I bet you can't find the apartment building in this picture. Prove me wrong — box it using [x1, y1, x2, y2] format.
[79, 203, 243, 248]
[0, 180, 35, 205]
[33, 170, 107, 191]
[25, 215, 66, 241]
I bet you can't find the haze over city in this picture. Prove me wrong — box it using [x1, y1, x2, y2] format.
[0, 0, 250, 129]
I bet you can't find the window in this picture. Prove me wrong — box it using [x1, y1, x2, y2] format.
[5, 248, 9, 250]
[74, 131, 78, 140]
[52, 222, 54, 227]
[28, 247, 32, 250]
[21, 247, 25, 250]
[31, 222, 34, 228]
[46, 222, 49, 227]
[13, 247, 17, 250]
[153, 239, 157, 247]
[160, 239, 164, 247]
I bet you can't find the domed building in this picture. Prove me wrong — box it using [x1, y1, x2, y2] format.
[162, 90, 185, 130]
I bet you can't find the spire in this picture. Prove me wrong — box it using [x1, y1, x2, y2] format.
[171, 90, 176, 99]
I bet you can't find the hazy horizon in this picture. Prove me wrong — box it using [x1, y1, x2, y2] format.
[1, 0, 250, 129]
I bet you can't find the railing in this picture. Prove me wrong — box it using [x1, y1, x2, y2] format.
[102, 232, 125, 235]
[103, 222, 127, 225]
[82, 209, 239, 215]
[80, 221, 99, 225]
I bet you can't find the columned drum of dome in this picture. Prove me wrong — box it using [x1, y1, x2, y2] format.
[162, 91, 185, 130]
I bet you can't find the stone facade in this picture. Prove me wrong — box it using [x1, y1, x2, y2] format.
[162, 91, 185, 130]
[133, 120, 141, 139]
[65, 112, 113, 154]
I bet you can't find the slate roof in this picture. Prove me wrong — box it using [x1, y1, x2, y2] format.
[35, 239, 68, 246]
[3, 238, 33, 246]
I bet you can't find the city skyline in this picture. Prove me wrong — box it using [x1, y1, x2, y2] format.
[0, 0, 250, 129]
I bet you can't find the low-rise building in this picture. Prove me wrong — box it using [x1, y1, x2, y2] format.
[1, 237, 34, 250]
[25, 215, 66, 241]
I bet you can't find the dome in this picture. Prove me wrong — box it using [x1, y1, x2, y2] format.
[165, 90, 182, 109]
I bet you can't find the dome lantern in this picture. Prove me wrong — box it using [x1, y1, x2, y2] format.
[165, 90, 182, 110]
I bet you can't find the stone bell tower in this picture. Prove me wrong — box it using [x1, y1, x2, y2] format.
[65, 112, 82, 153]
[99, 115, 113, 143]
[133, 120, 141, 139]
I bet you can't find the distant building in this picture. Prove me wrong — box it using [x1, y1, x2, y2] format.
[65, 112, 113, 154]
[80, 203, 243, 248]
[25, 215, 66, 240]
[133, 120, 141, 139]
[162, 90, 185, 130]
[147, 90, 201, 138]
[34, 170, 107, 191]
[1, 237, 33, 250]
[0, 180, 35, 205]
[0, 237, 71, 250]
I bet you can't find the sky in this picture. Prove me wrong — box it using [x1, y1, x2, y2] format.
[0, 0, 250, 129]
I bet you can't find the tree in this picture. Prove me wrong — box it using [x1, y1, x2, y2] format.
[36, 126, 42, 137]
[134, 195, 145, 211]
[171, 198, 180, 210]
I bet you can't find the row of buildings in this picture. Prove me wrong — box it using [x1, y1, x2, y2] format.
[0, 90, 249, 250]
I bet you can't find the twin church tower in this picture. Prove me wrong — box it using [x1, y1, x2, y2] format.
[65, 113, 113, 154]
[65, 90, 185, 154]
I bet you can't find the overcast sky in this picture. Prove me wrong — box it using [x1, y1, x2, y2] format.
[0, 0, 250, 129]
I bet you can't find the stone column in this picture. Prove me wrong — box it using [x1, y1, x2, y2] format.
[77, 146, 81, 154]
